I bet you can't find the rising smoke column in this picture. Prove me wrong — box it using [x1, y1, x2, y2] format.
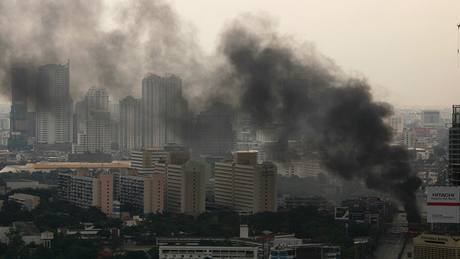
[214, 19, 421, 222]
[0, 0, 207, 103]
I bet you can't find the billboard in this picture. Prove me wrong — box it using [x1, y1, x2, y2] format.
[335, 207, 350, 220]
[426, 186, 460, 223]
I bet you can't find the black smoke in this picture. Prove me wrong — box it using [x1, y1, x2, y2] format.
[211, 19, 421, 222]
[0, 0, 207, 103]
[0, 2, 421, 221]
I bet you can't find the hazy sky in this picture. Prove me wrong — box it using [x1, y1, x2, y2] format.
[171, 0, 460, 108]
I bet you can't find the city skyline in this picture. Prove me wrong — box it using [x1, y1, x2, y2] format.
[0, 0, 459, 108]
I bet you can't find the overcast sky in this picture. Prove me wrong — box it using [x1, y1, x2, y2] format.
[171, 0, 460, 108]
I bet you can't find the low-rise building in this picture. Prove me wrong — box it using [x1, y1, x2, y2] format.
[413, 233, 460, 259]
[157, 238, 260, 259]
[8, 193, 40, 211]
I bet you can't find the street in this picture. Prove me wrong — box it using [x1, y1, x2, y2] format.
[374, 212, 409, 259]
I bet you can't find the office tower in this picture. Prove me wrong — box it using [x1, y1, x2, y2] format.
[119, 174, 165, 214]
[119, 96, 142, 152]
[450, 105, 460, 185]
[214, 151, 277, 213]
[156, 160, 206, 216]
[9, 67, 35, 149]
[142, 74, 184, 148]
[36, 63, 73, 150]
[192, 103, 234, 157]
[73, 88, 111, 154]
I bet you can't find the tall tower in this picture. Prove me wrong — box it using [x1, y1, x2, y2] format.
[9, 67, 35, 150]
[73, 88, 111, 154]
[142, 74, 184, 148]
[449, 105, 460, 185]
[36, 62, 73, 150]
[119, 96, 142, 152]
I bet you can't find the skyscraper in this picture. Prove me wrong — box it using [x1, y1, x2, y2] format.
[119, 96, 142, 152]
[9, 67, 35, 149]
[142, 74, 184, 148]
[214, 151, 277, 213]
[449, 105, 460, 185]
[73, 88, 111, 154]
[35, 62, 73, 150]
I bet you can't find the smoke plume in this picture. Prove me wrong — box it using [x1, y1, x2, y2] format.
[0, 0, 207, 102]
[0, 2, 421, 221]
[211, 18, 421, 222]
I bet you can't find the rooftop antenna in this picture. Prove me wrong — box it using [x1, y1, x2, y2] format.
[457, 23, 460, 67]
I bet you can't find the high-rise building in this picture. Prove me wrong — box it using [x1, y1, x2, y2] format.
[119, 174, 165, 214]
[36, 63, 73, 150]
[130, 149, 170, 174]
[214, 151, 277, 214]
[156, 160, 206, 216]
[142, 74, 184, 148]
[192, 103, 234, 157]
[9, 67, 35, 149]
[449, 105, 460, 185]
[73, 88, 111, 154]
[58, 173, 101, 211]
[119, 96, 142, 152]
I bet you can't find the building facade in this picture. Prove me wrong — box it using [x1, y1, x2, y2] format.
[9, 67, 35, 149]
[73, 88, 111, 154]
[119, 96, 142, 152]
[119, 174, 165, 214]
[157, 160, 206, 216]
[157, 238, 259, 259]
[450, 105, 460, 185]
[36, 63, 73, 150]
[214, 151, 277, 214]
[142, 74, 184, 148]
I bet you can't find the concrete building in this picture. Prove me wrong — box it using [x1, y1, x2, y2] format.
[58, 171, 116, 216]
[157, 160, 206, 216]
[8, 193, 40, 211]
[119, 174, 165, 214]
[130, 146, 190, 174]
[36, 63, 73, 150]
[119, 96, 142, 152]
[9, 67, 35, 149]
[73, 88, 111, 154]
[157, 238, 260, 259]
[214, 151, 277, 214]
[142, 74, 184, 148]
[130, 149, 169, 174]
[270, 244, 341, 259]
[450, 105, 460, 185]
[413, 233, 460, 259]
